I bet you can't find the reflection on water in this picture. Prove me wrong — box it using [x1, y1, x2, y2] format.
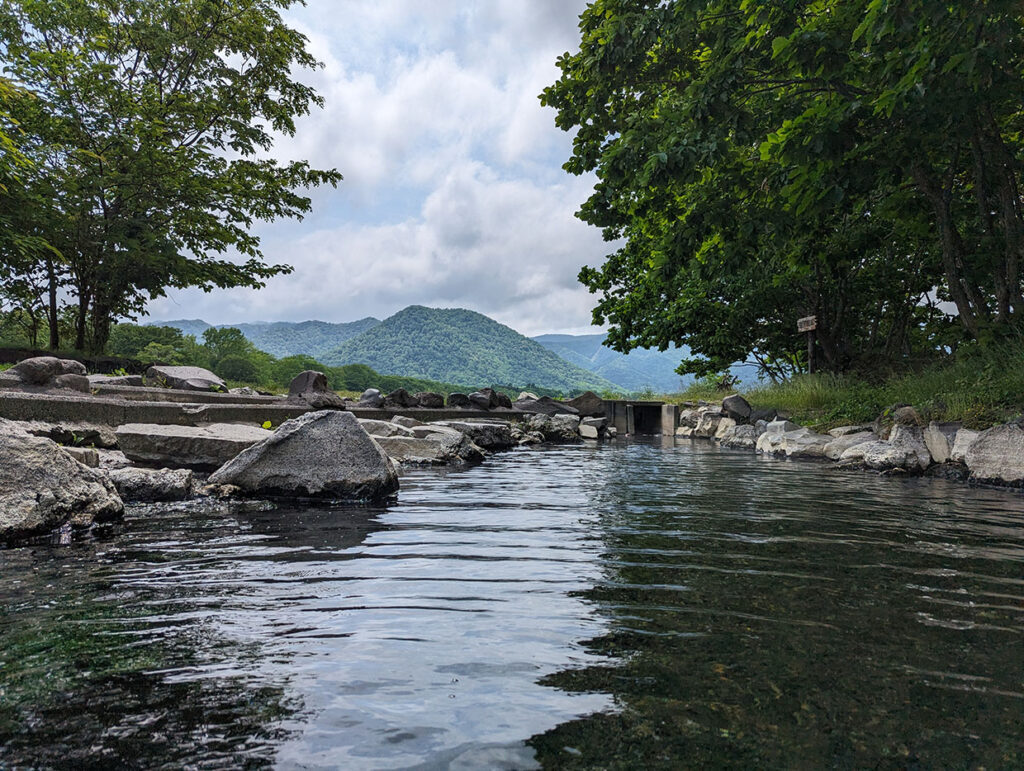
[1, 441, 1022, 768]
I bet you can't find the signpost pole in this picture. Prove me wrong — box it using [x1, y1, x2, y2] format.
[797, 315, 818, 374]
[807, 329, 816, 374]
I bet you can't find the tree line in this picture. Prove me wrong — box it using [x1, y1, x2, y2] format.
[543, 0, 1024, 380]
[0, 0, 339, 353]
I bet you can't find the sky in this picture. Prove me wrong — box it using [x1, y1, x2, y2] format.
[145, 0, 612, 337]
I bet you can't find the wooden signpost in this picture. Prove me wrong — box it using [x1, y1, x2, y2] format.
[797, 315, 817, 373]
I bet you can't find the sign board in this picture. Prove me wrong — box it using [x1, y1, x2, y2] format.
[797, 315, 817, 333]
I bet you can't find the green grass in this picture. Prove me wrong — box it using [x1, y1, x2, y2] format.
[659, 342, 1024, 431]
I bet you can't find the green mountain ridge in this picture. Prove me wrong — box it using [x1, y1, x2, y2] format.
[320, 306, 621, 393]
[152, 317, 381, 359]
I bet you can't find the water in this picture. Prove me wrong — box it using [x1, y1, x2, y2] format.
[1, 440, 1022, 768]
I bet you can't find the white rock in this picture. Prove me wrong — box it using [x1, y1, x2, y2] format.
[950, 428, 980, 464]
[823, 432, 875, 461]
[965, 423, 1024, 485]
[923, 422, 961, 464]
[829, 425, 872, 438]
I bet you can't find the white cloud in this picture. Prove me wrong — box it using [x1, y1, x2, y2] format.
[146, 0, 607, 336]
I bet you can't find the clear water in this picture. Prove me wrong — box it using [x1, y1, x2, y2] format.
[1, 440, 1022, 769]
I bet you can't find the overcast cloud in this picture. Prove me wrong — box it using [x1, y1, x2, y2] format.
[145, 0, 610, 337]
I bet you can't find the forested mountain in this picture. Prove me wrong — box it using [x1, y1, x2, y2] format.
[155, 318, 381, 359]
[533, 334, 693, 393]
[321, 306, 620, 393]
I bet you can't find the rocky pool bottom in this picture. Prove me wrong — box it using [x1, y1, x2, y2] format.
[1, 440, 1022, 769]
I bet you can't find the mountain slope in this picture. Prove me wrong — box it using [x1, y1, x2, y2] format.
[533, 334, 694, 393]
[321, 306, 620, 393]
[154, 318, 381, 359]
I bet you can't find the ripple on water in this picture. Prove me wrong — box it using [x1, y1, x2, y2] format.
[1, 440, 1022, 768]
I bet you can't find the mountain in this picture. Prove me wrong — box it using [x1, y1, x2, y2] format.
[532, 334, 694, 394]
[321, 305, 620, 393]
[533, 334, 763, 392]
[153, 318, 381, 359]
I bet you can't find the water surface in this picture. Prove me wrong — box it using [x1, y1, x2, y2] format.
[1, 440, 1022, 768]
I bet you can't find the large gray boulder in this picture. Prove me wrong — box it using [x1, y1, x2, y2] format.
[0, 422, 123, 541]
[116, 423, 272, 469]
[693, 409, 724, 438]
[414, 392, 445, 409]
[146, 365, 227, 393]
[965, 422, 1024, 485]
[433, 420, 516, 450]
[719, 424, 763, 449]
[208, 410, 399, 501]
[373, 433, 485, 466]
[756, 424, 830, 458]
[950, 428, 981, 464]
[841, 425, 931, 472]
[106, 467, 194, 503]
[383, 388, 419, 409]
[357, 388, 384, 408]
[446, 393, 472, 409]
[8, 356, 86, 385]
[288, 370, 345, 410]
[467, 391, 492, 410]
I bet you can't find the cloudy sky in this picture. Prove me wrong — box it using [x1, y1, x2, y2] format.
[146, 0, 611, 337]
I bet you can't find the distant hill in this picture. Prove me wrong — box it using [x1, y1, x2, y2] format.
[153, 318, 381, 359]
[321, 305, 620, 393]
[533, 333, 763, 393]
[532, 334, 694, 394]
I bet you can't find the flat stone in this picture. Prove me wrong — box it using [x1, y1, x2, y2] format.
[63, 446, 99, 467]
[512, 396, 579, 416]
[146, 365, 227, 393]
[107, 467, 194, 502]
[358, 419, 416, 438]
[373, 434, 485, 466]
[14, 420, 118, 449]
[433, 420, 516, 450]
[0, 421, 123, 541]
[116, 422, 272, 470]
[89, 374, 145, 387]
[54, 374, 90, 393]
[580, 424, 600, 440]
[829, 425, 871, 438]
[208, 410, 399, 501]
[392, 415, 426, 428]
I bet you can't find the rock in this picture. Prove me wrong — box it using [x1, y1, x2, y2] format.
[829, 425, 872, 438]
[844, 425, 931, 472]
[517, 392, 539, 402]
[675, 426, 696, 438]
[414, 392, 445, 409]
[358, 419, 416, 438]
[383, 388, 419, 409]
[0, 422, 123, 541]
[230, 386, 260, 396]
[525, 414, 582, 444]
[433, 420, 515, 450]
[579, 416, 608, 441]
[446, 393, 472, 409]
[750, 408, 779, 424]
[722, 394, 752, 423]
[923, 421, 961, 465]
[566, 391, 605, 417]
[925, 463, 969, 482]
[678, 409, 701, 429]
[116, 423, 272, 470]
[823, 432, 875, 461]
[63, 446, 99, 467]
[468, 391, 493, 410]
[54, 374, 91, 393]
[512, 396, 579, 416]
[893, 406, 924, 427]
[392, 415, 426, 428]
[208, 411, 399, 501]
[757, 426, 830, 458]
[146, 365, 227, 393]
[964, 422, 1024, 486]
[713, 417, 738, 440]
[766, 419, 800, 435]
[950, 428, 981, 464]
[580, 424, 599, 440]
[97, 449, 133, 469]
[720, 424, 762, 449]
[198, 483, 242, 500]
[357, 388, 384, 408]
[288, 370, 346, 410]
[9, 356, 70, 385]
[107, 467, 193, 502]
[373, 434, 485, 466]
[693, 410, 723, 438]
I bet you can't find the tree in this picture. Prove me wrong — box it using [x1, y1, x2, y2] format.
[0, 0, 341, 352]
[543, 1, 1024, 375]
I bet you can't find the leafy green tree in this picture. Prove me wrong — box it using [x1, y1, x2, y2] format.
[215, 354, 261, 383]
[543, 0, 1023, 375]
[0, 0, 341, 352]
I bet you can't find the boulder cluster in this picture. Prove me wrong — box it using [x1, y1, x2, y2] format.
[678, 395, 1024, 485]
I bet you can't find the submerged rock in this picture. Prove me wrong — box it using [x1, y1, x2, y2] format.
[373, 433, 485, 466]
[358, 419, 416, 438]
[525, 414, 582, 444]
[208, 410, 399, 501]
[0, 422, 123, 541]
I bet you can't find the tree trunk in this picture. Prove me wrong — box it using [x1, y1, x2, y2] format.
[46, 258, 59, 350]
